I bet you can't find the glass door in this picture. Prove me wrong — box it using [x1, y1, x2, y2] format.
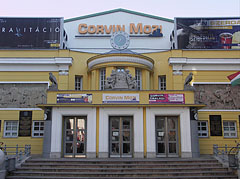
[109, 116, 133, 157]
[156, 116, 178, 157]
[63, 116, 86, 157]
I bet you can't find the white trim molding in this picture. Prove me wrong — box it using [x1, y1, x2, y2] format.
[0, 81, 50, 87]
[192, 82, 231, 85]
[88, 56, 154, 70]
[0, 108, 42, 110]
[169, 58, 240, 73]
[199, 109, 240, 112]
[0, 57, 73, 74]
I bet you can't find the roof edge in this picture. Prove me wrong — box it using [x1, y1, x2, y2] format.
[64, 8, 173, 23]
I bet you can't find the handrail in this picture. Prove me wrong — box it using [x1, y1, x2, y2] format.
[213, 143, 239, 168]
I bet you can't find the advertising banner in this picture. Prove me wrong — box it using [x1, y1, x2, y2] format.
[57, 94, 92, 103]
[0, 17, 63, 49]
[175, 17, 240, 49]
[103, 94, 139, 103]
[149, 94, 185, 104]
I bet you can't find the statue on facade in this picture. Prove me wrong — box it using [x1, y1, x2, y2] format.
[49, 72, 58, 91]
[105, 69, 137, 90]
[184, 72, 195, 91]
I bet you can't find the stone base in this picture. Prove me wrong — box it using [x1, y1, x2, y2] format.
[134, 152, 144, 158]
[98, 152, 108, 158]
[146, 152, 156, 158]
[50, 152, 61, 159]
[87, 152, 96, 158]
[181, 152, 192, 158]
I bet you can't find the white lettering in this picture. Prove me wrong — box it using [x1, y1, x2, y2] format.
[55, 27, 60, 32]
[35, 27, 40, 32]
[9, 28, 13, 33]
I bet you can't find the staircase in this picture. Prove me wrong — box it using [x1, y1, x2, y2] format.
[6, 157, 238, 179]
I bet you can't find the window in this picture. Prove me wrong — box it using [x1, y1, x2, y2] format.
[223, 121, 237, 138]
[198, 121, 208, 137]
[32, 121, 44, 137]
[135, 69, 142, 90]
[159, 75, 166, 90]
[99, 68, 106, 90]
[75, 76, 82, 90]
[4, 121, 18, 137]
[210, 115, 222, 136]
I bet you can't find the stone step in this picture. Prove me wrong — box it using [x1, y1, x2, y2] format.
[6, 158, 237, 179]
[21, 162, 223, 168]
[25, 158, 219, 164]
[5, 176, 239, 179]
[8, 171, 236, 177]
[15, 166, 230, 172]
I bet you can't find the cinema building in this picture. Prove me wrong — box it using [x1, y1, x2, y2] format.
[0, 9, 239, 159]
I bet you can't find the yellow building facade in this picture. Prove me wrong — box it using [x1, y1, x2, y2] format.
[0, 9, 239, 158]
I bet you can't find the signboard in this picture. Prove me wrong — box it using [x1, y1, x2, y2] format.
[103, 94, 139, 103]
[77, 23, 163, 37]
[0, 17, 63, 49]
[149, 94, 185, 104]
[175, 17, 240, 49]
[57, 94, 92, 103]
[18, 111, 32, 137]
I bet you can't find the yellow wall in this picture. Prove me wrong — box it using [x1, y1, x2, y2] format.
[1, 49, 239, 91]
[0, 110, 44, 155]
[198, 111, 240, 154]
[0, 49, 240, 156]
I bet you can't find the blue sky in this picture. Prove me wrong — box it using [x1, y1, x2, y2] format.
[1, 0, 239, 20]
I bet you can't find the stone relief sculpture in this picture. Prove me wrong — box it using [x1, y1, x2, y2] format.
[0, 84, 47, 108]
[194, 84, 240, 109]
[184, 72, 195, 91]
[105, 69, 137, 90]
[49, 72, 58, 91]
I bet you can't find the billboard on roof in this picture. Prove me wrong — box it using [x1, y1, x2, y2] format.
[175, 17, 240, 49]
[0, 17, 63, 49]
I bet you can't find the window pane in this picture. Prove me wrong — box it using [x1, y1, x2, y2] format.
[230, 127, 235, 131]
[12, 133, 17, 136]
[75, 76, 82, 90]
[135, 69, 141, 90]
[99, 68, 106, 90]
[159, 75, 166, 90]
[32, 121, 44, 137]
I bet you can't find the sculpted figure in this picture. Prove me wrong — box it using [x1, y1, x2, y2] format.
[49, 72, 58, 91]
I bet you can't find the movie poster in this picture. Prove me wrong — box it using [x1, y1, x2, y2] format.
[175, 17, 240, 49]
[0, 17, 63, 49]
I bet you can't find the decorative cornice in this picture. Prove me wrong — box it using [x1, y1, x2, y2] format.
[0, 57, 73, 72]
[88, 55, 154, 70]
[169, 58, 240, 65]
[169, 57, 240, 72]
[0, 81, 50, 87]
[64, 8, 173, 23]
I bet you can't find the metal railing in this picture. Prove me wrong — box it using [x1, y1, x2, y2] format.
[213, 143, 239, 168]
[0, 143, 31, 171]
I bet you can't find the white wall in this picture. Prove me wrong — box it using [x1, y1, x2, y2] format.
[64, 11, 173, 53]
[51, 107, 96, 156]
[146, 107, 192, 157]
[99, 107, 144, 157]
